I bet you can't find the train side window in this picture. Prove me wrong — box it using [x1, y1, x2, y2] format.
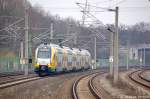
[29, 58, 32, 63]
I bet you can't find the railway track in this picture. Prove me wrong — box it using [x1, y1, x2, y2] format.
[0, 74, 38, 85]
[138, 69, 150, 82]
[0, 76, 41, 89]
[0, 72, 23, 77]
[72, 71, 109, 99]
[0, 71, 34, 77]
[128, 70, 150, 90]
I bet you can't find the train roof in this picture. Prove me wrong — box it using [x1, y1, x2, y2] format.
[37, 43, 90, 56]
[80, 49, 91, 56]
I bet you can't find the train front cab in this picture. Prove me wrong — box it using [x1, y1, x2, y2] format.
[34, 47, 57, 76]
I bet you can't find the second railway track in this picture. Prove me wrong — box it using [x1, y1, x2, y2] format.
[0, 76, 41, 89]
[128, 70, 150, 90]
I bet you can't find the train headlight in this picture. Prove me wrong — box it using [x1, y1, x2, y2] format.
[35, 63, 40, 67]
[47, 63, 51, 67]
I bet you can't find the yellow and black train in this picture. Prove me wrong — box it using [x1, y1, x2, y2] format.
[34, 43, 91, 76]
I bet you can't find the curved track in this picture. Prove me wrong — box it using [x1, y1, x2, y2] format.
[72, 71, 108, 99]
[128, 70, 150, 90]
[138, 70, 150, 83]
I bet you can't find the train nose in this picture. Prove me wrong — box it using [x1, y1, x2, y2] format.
[40, 65, 47, 70]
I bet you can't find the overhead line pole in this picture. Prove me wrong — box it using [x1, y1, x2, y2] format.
[126, 40, 129, 70]
[144, 43, 146, 66]
[110, 30, 114, 76]
[94, 37, 97, 69]
[50, 22, 54, 42]
[113, 7, 119, 84]
[82, 0, 88, 25]
[20, 41, 24, 71]
[24, 0, 29, 76]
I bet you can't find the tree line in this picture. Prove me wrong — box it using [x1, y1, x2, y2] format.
[0, 0, 150, 59]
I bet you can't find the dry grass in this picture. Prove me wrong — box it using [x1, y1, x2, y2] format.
[106, 74, 149, 99]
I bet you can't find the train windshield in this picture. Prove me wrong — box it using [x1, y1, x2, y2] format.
[37, 48, 51, 59]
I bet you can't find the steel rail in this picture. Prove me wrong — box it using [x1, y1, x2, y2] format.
[88, 73, 105, 99]
[72, 71, 105, 99]
[72, 73, 88, 99]
[138, 69, 150, 83]
[0, 76, 41, 89]
[128, 70, 150, 89]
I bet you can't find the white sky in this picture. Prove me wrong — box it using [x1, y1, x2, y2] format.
[29, 0, 150, 25]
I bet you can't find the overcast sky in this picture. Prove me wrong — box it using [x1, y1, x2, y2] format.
[29, 0, 150, 25]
